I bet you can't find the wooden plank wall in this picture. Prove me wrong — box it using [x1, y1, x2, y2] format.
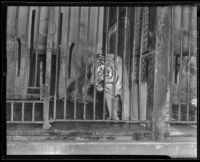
[6, 6, 104, 99]
[58, 7, 104, 99]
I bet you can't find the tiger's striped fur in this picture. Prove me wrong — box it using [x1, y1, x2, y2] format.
[83, 53, 130, 120]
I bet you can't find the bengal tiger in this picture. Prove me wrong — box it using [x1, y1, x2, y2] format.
[82, 53, 130, 120]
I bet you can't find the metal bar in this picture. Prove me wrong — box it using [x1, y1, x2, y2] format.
[167, 6, 173, 123]
[22, 102, 25, 121]
[130, 7, 138, 120]
[112, 7, 119, 120]
[170, 6, 174, 121]
[178, 7, 184, 121]
[83, 7, 91, 120]
[11, 102, 14, 122]
[74, 7, 81, 120]
[34, 7, 41, 87]
[7, 121, 44, 124]
[6, 100, 44, 103]
[64, 7, 71, 120]
[53, 119, 151, 124]
[32, 102, 35, 122]
[103, 7, 109, 120]
[186, 7, 193, 121]
[93, 7, 100, 120]
[166, 121, 197, 125]
[138, 8, 144, 121]
[24, 7, 30, 96]
[53, 7, 61, 120]
[122, 7, 128, 120]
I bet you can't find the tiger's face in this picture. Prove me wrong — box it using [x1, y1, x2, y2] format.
[90, 56, 113, 92]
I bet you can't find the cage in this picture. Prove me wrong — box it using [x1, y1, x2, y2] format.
[6, 6, 197, 131]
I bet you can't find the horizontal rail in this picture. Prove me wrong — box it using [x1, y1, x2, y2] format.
[6, 100, 44, 103]
[23, 94, 42, 96]
[27, 87, 42, 89]
[6, 121, 44, 124]
[173, 50, 197, 56]
[7, 120, 151, 124]
[53, 119, 151, 124]
[166, 121, 197, 125]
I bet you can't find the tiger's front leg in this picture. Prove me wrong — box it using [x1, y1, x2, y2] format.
[105, 93, 119, 120]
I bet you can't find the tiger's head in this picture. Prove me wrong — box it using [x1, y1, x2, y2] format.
[90, 54, 113, 92]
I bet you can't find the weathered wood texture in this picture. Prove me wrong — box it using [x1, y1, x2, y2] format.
[130, 7, 149, 121]
[43, 7, 55, 129]
[146, 7, 157, 121]
[7, 7, 25, 98]
[58, 7, 104, 99]
[122, 7, 131, 120]
[153, 7, 171, 140]
[6, 7, 104, 100]
[130, 7, 141, 120]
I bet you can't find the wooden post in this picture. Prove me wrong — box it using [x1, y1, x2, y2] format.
[152, 7, 171, 140]
[130, 7, 142, 121]
[43, 7, 55, 129]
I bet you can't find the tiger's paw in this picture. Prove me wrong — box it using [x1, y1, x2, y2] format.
[106, 116, 120, 121]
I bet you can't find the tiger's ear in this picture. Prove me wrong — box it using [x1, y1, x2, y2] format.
[96, 53, 102, 59]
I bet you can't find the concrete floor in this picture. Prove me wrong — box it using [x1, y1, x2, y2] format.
[6, 122, 197, 157]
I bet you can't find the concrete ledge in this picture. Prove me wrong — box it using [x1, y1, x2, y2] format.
[7, 141, 197, 158]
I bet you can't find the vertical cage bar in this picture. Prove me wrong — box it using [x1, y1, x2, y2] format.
[170, 6, 174, 121]
[64, 7, 71, 120]
[178, 6, 184, 121]
[24, 7, 30, 95]
[53, 7, 61, 120]
[22, 102, 25, 121]
[166, 6, 172, 124]
[32, 102, 35, 122]
[74, 7, 81, 120]
[34, 7, 41, 86]
[11, 102, 14, 122]
[93, 7, 100, 120]
[112, 7, 119, 120]
[186, 6, 193, 121]
[122, 7, 128, 120]
[130, 7, 138, 120]
[103, 7, 109, 120]
[138, 8, 144, 121]
[83, 7, 91, 120]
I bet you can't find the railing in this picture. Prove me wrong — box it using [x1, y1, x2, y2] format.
[6, 100, 44, 124]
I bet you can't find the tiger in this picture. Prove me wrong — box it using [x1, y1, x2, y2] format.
[82, 53, 130, 120]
